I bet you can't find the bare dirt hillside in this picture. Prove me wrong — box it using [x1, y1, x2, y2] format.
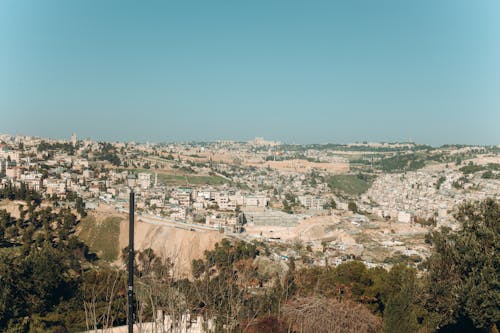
[118, 220, 224, 277]
[77, 203, 224, 277]
[0, 200, 25, 218]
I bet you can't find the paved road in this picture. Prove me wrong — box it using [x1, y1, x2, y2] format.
[137, 213, 219, 232]
[136, 214, 253, 244]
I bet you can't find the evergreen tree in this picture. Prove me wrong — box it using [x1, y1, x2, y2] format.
[382, 277, 418, 333]
[423, 199, 500, 331]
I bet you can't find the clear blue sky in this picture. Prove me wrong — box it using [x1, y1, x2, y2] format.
[1, 0, 499, 145]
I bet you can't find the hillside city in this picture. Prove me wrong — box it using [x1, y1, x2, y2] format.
[3, 1, 500, 331]
[1, 133, 498, 271]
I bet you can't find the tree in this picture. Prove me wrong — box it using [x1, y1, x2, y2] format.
[0, 194, 94, 331]
[382, 265, 419, 333]
[348, 201, 358, 213]
[330, 199, 337, 209]
[0, 254, 26, 327]
[24, 243, 71, 314]
[482, 170, 494, 179]
[323, 199, 337, 210]
[75, 197, 87, 218]
[282, 200, 292, 214]
[82, 267, 127, 331]
[423, 199, 500, 332]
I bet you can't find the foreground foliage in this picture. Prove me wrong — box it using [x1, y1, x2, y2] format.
[422, 198, 500, 331]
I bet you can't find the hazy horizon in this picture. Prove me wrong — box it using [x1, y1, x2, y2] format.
[1, 1, 500, 145]
[2, 131, 499, 148]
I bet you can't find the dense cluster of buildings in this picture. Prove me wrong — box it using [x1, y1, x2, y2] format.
[0, 134, 337, 231]
[1, 133, 498, 236]
[365, 167, 500, 225]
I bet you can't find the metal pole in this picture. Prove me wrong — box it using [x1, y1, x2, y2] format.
[128, 190, 135, 333]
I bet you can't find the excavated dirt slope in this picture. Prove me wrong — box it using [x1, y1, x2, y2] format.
[118, 219, 224, 277]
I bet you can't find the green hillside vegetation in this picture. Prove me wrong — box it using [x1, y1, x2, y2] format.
[377, 153, 426, 172]
[459, 164, 486, 174]
[78, 215, 122, 261]
[327, 174, 373, 195]
[488, 163, 500, 170]
[460, 163, 500, 175]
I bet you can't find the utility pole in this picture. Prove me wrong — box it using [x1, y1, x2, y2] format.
[128, 189, 134, 333]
